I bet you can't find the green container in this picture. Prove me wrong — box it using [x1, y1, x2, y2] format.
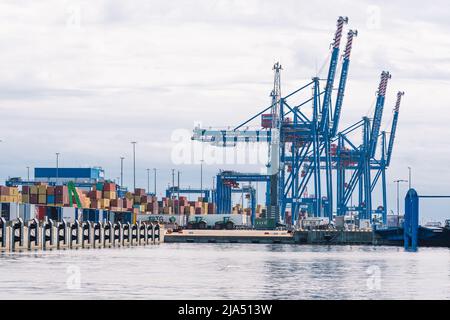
[254, 218, 276, 230]
[96, 183, 104, 191]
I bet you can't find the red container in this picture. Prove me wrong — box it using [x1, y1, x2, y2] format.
[134, 188, 146, 196]
[146, 202, 158, 213]
[55, 194, 69, 204]
[110, 199, 122, 208]
[195, 207, 202, 214]
[55, 186, 68, 196]
[46, 186, 55, 195]
[37, 206, 46, 221]
[30, 194, 38, 204]
[122, 198, 133, 209]
[88, 190, 102, 200]
[90, 200, 100, 209]
[104, 183, 116, 192]
[0, 186, 9, 195]
[22, 186, 30, 195]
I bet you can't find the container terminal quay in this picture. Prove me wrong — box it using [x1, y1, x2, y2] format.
[1, 17, 449, 252]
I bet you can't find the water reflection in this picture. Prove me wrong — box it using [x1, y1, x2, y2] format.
[0, 244, 448, 299]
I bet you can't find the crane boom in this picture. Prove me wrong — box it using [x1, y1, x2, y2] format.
[319, 16, 348, 133]
[386, 91, 405, 166]
[270, 62, 282, 128]
[330, 29, 357, 137]
[369, 71, 391, 158]
[192, 127, 271, 146]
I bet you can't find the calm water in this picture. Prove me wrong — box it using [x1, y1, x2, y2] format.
[0, 244, 449, 300]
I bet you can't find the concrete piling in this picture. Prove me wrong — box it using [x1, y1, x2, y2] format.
[0, 218, 161, 252]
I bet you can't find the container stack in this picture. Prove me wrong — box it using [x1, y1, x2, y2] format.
[0, 186, 19, 203]
[0, 182, 253, 223]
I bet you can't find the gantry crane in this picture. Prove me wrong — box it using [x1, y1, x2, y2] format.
[192, 17, 403, 228]
[335, 72, 404, 224]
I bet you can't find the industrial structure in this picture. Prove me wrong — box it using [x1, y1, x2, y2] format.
[192, 17, 405, 227]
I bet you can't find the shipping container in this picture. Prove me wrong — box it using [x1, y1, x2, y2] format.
[113, 212, 132, 224]
[254, 218, 276, 230]
[46, 206, 62, 222]
[36, 206, 46, 221]
[61, 207, 77, 223]
[0, 203, 19, 221]
[187, 214, 250, 228]
[19, 203, 37, 221]
[82, 208, 100, 223]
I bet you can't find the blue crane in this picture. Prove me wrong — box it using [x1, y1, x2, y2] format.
[319, 16, 348, 133]
[369, 71, 391, 158]
[331, 29, 358, 137]
[191, 17, 404, 229]
[386, 91, 405, 166]
[335, 73, 404, 224]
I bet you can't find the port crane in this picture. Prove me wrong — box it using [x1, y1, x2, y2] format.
[192, 17, 403, 227]
[335, 72, 404, 224]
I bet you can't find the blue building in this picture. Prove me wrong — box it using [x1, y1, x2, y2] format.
[34, 167, 105, 184]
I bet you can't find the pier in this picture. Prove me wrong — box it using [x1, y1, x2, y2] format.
[0, 217, 162, 252]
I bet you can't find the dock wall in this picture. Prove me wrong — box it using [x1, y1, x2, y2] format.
[0, 218, 163, 252]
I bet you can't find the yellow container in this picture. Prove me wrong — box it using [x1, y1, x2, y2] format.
[38, 185, 47, 195]
[30, 186, 38, 194]
[38, 194, 47, 204]
[103, 191, 117, 199]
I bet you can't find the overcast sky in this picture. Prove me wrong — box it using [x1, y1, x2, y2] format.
[1, 0, 450, 222]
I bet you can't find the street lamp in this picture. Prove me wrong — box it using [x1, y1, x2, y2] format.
[177, 170, 181, 214]
[120, 157, 125, 189]
[55, 153, 60, 185]
[146, 168, 150, 194]
[394, 179, 408, 224]
[200, 159, 204, 200]
[171, 169, 175, 190]
[131, 142, 137, 191]
[153, 168, 157, 196]
[26, 166, 30, 181]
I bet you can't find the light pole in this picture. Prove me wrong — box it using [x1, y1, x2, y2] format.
[200, 159, 204, 200]
[408, 166, 412, 189]
[131, 142, 137, 191]
[120, 157, 125, 189]
[146, 168, 150, 194]
[153, 168, 157, 196]
[394, 179, 408, 224]
[177, 170, 181, 214]
[171, 169, 175, 192]
[55, 153, 60, 185]
[26, 166, 30, 181]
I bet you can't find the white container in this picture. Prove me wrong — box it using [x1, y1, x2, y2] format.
[62, 207, 77, 223]
[358, 219, 371, 230]
[387, 215, 400, 228]
[187, 214, 250, 227]
[137, 214, 186, 225]
[19, 203, 36, 221]
[8, 203, 20, 221]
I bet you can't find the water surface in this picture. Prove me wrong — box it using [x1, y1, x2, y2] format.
[0, 244, 448, 299]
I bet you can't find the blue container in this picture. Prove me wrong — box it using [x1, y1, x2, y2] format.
[47, 195, 55, 204]
[101, 210, 111, 222]
[46, 206, 62, 222]
[35, 167, 104, 180]
[82, 209, 100, 223]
